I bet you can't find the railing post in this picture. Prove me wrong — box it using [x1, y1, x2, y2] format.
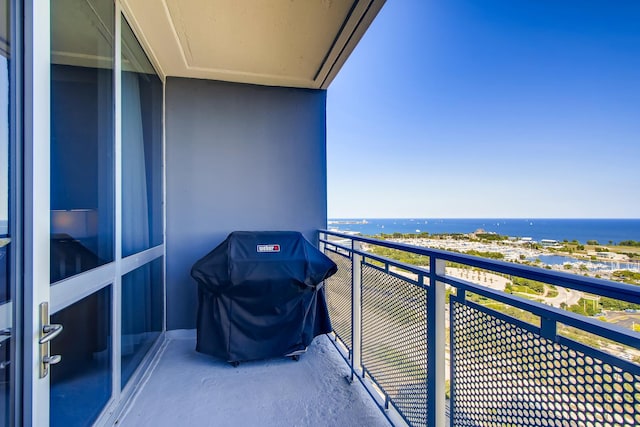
[429, 256, 446, 427]
[352, 240, 363, 382]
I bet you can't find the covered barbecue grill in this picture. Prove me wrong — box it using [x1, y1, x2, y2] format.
[191, 231, 337, 363]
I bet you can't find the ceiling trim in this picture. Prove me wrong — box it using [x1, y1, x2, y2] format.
[119, 0, 386, 89]
[120, 0, 167, 81]
[158, 0, 188, 74]
[317, 0, 385, 89]
[312, 0, 361, 82]
[159, 0, 324, 86]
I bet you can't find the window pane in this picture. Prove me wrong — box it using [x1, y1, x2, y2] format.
[121, 257, 163, 388]
[121, 17, 163, 257]
[50, 0, 115, 283]
[50, 286, 112, 427]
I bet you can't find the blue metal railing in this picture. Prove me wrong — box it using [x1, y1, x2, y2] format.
[319, 229, 640, 427]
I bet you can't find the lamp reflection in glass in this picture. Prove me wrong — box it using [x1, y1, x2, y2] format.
[51, 209, 98, 240]
[51, 209, 99, 280]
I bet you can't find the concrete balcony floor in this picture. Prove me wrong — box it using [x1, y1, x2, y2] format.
[117, 331, 390, 427]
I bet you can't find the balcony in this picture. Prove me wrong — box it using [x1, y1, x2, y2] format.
[113, 230, 639, 427]
[316, 230, 640, 426]
[115, 331, 389, 427]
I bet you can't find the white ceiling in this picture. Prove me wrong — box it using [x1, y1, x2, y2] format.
[120, 0, 385, 89]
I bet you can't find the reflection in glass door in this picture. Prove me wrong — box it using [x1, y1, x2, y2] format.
[50, 0, 114, 284]
[50, 287, 111, 426]
[49, 0, 115, 425]
[44, 1, 165, 424]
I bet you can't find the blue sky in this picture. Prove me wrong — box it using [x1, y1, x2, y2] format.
[327, 1, 640, 219]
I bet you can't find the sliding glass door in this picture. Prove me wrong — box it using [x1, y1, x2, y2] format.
[42, 1, 165, 425]
[120, 15, 164, 392]
[20, 0, 166, 423]
[49, 1, 115, 424]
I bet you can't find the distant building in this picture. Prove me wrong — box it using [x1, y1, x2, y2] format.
[596, 252, 617, 259]
[515, 237, 533, 244]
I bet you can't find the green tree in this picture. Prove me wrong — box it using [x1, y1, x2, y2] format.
[511, 277, 545, 294]
[465, 250, 504, 260]
[599, 296, 640, 311]
[612, 270, 640, 284]
[568, 298, 598, 316]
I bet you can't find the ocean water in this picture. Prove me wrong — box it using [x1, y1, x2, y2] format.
[327, 218, 640, 245]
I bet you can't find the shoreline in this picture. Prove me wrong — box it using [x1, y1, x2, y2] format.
[377, 235, 640, 280]
[327, 218, 640, 246]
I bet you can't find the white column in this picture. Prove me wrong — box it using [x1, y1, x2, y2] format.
[433, 258, 446, 427]
[112, 4, 123, 405]
[351, 240, 362, 375]
[23, 0, 51, 424]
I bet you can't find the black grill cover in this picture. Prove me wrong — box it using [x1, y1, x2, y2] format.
[191, 231, 337, 362]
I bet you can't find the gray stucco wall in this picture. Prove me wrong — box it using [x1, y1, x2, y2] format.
[165, 77, 328, 330]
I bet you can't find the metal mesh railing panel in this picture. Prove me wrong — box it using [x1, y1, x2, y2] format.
[361, 264, 429, 427]
[325, 251, 353, 351]
[451, 299, 640, 427]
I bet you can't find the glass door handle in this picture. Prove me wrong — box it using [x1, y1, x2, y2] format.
[39, 324, 63, 344]
[39, 302, 63, 378]
[43, 355, 62, 365]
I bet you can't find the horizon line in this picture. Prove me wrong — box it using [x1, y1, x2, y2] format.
[327, 217, 640, 220]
